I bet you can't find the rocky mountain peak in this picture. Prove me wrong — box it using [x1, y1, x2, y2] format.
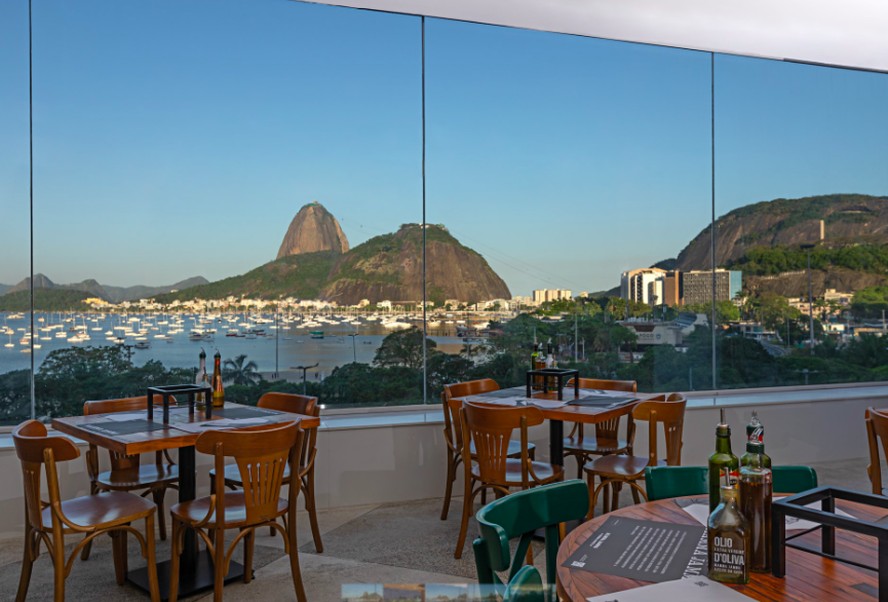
[276, 201, 349, 259]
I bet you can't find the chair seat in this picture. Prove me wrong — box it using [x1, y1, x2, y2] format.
[470, 439, 535, 458]
[563, 436, 630, 455]
[171, 492, 287, 528]
[472, 459, 563, 486]
[585, 454, 663, 479]
[96, 463, 178, 489]
[43, 491, 156, 530]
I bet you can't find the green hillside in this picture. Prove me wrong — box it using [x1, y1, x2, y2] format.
[0, 289, 92, 311]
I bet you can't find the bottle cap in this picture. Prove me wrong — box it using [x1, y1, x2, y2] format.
[214, 350, 221, 358]
[747, 440, 764, 453]
[199, 347, 206, 359]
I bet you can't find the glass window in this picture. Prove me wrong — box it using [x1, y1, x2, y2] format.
[425, 19, 712, 394]
[714, 54, 888, 389]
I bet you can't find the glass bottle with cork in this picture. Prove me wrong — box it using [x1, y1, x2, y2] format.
[194, 348, 209, 409]
[211, 350, 224, 408]
[708, 475, 750, 585]
[739, 440, 772, 572]
[708, 408, 740, 512]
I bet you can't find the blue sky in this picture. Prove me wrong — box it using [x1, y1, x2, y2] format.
[2, 0, 886, 294]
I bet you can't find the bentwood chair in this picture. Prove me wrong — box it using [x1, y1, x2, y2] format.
[210, 392, 323, 552]
[13, 420, 161, 602]
[440, 380, 535, 521]
[168, 421, 307, 602]
[644, 465, 819, 501]
[81, 396, 178, 559]
[473, 479, 588, 602]
[866, 407, 888, 496]
[502, 565, 546, 602]
[453, 401, 563, 559]
[562, 378, 637, 478]
[583, 393, 686, 518]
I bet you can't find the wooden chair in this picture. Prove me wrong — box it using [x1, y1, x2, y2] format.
[865, 407, 888, 495]
[583, 393, 686, 519]
[210, 392, 323, 552]
[453, 401, 563, 559]
[13, 420, 161, 602]
[81, 395, 178, 559]
[562, 378, 637, 478]
[168, 421, 307, 602]
[440, 379, 535, 521]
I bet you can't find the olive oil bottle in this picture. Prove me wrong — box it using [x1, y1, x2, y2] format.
[740, 441, 773, 572]
[708, 484, 750, 584]
[708, 409, 740, 511]
[211, 350, 225, 408]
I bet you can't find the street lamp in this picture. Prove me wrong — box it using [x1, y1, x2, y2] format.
[291, 363, 318, 395]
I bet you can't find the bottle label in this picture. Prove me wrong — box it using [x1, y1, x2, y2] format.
[710, 533, 746, 577]
[720, 468, 739, 486]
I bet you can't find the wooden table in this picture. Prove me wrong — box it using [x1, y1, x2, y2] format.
[53, 401, 320, 598]
[455, 386, 642, 466]
[557, 495, 882, 601]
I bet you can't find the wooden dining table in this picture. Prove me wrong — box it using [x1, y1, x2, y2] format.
[453, 385, 643, 466]
[52, 401, 320, 598]
[557, 495, 882, 601]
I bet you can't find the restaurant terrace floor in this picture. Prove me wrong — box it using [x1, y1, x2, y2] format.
[0, 456, 870, 601]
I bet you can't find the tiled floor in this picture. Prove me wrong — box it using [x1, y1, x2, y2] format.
[0, 456, 873, 601]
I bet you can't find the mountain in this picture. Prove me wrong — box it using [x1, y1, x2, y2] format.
[676, 194, 888, 270]
[322, 224, 511, 305]
[0, 284, 8, 296]
[277, 201, 349, 259]
[158, 223, 510, 305]
[2, 273, 209, 303]
[674, 193, 888, 296]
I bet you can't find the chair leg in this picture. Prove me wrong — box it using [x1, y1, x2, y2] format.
[286, 514, 308, 602]
[110, 528, 128, 585]
[585, 473, 597, 520]
[152, 488, 167, 541]
[81, 482, 100, 561]
[611, 482, 622, 512]
[52, 531, 66, 602]
[630, 481, 642, 505]
[15, 526, 36, 602]
[144, 514, 161, 602]
[213, 528, 225, 602]
[243, 528, 254, 584]
[303, 471, 324, 553]
[440, 452, 456, 520]
[454, 485, 477, 559]
[168, 519, 182, 602]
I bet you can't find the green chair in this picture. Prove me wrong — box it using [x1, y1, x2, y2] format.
[503, 565, 545, 602]
[645, 465, 818, 501]
[472, 479, 588, 602]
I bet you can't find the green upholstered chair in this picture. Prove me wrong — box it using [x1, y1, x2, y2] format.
[645, 465, 818, 501]
[472, 479, 588, 602]
[503, 565, 546, 602]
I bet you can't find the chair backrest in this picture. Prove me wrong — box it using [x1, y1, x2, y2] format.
[502, 565, 546, 602]
[571, 378, 637, 393]
[461, 401, 542, 487]
[13, 420, 80, 532]
[645, 466, 707, 501]
[631, 393, 686, 466]
[645, 465, 818, 501]
[567, 378, 637, 441]
[442, 379, 500, 454]
[473, 479, 588, 598]
[866, 407, 888, 495]
[197, 421, 302, 525]
[258, 392, 320, 471]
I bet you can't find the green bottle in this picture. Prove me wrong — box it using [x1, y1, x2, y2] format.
[708, 409, 739, 512]
[708, 484, 750, 584]
[740, 413, 772, 469]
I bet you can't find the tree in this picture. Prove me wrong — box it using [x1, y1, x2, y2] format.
[222, 354, 261, 386]
[373, 327, 438, 370]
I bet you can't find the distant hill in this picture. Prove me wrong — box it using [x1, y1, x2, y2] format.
[158, 223, 510, 305]
[674, 193, 888, 296]
[0, 289, 92, 312]
[2, 273, 209, 306]
[0, 283, 10, 296]
[277, 201, 349, 259]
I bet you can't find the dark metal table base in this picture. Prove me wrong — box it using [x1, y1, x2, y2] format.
[128, 550, 245, 600]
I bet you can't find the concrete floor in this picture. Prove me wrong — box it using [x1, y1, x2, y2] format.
[0, 456, 873, 601]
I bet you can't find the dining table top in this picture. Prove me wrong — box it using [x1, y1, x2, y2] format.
[556, 495, 882, 601]
[52, 401, 321, 455]
[453, 385, 645, 425]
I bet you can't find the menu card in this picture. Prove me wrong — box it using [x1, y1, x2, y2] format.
[585, 576, 754, 602]
[563, 517, 708, 582]
[677, 497, 855, 531]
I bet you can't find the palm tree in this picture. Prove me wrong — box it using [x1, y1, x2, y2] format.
[222, 354, 261, 386]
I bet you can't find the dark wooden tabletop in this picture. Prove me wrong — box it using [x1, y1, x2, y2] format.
[557, 495, 882, 601]
[52, 401, 321, 455]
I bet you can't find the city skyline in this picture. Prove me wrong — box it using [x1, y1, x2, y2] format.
[1, 0, 887, 295]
